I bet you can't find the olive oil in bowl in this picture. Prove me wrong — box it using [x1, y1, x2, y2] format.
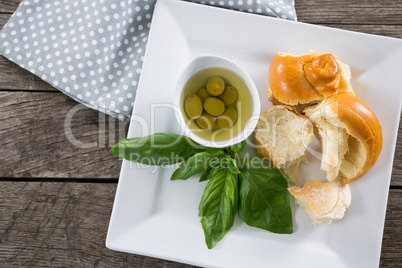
[180, 67, 254, 144]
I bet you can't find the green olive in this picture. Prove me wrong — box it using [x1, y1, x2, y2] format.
[204, 97, 225, 116]
[197, 87, 211, 102]
[219, 86, 237, 106]
[206, 76, 225, 96]
[216, 107, 237, 129]
[184, 94, 203, 119]
[196, 112, 216, 130]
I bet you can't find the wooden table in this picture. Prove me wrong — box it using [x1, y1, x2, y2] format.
[0, 0, 401, 267]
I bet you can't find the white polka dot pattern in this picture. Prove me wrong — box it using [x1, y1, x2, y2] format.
[0, 0, 296, 119]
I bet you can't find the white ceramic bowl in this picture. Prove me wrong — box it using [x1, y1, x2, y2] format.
[174, 55, 260, 148]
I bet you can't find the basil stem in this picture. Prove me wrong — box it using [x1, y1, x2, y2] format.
[229, 139, 247, 153]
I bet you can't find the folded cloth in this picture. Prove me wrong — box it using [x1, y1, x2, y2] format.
[0, 0, 296, 120]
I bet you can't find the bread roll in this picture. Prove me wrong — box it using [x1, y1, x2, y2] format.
[268, 52, 354, 109]
[254, 106, 314, 184]
[304, 94, 383, 184]
[288, 181, 351, 227]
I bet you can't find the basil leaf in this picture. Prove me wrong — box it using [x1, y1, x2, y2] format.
[171, 152, 216, 181]
[199, 166, 214, 182]
[199, 169, 238, 249]
[229, 140, 247, 153]
[238, 158, 293, 234]
[110, 133, 212, 165]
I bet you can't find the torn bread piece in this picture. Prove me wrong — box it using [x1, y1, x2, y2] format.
[304, 93, 382, 184]
[254, 106, 314, 185]
[307, 111, 349, 182]
[289, 181, 351, 227]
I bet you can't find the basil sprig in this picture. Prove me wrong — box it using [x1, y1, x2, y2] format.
[110, 133, 223, 165]
[111, 133, 292, 249]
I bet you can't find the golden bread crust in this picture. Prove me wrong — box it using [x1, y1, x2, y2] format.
[268, 52, 354, 106]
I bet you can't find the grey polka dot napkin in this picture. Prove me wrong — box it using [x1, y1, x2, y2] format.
[0, 0, 296, 120]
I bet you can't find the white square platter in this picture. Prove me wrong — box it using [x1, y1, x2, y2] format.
[106, 0, 402, 267]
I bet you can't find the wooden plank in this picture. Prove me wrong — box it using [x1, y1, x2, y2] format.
[0, 21, 401, 91]
[0, 0, 19, 14]
[0, 0, 401, 25]
[1, 1, 402, 28]
[393, 129, 402, 185]
[295, 0, 402, 25]
[0, 21, 401, 92]
[0, 91, 126, 179]
[0, 91, 401, 185]
[0, 181, 198, 268]
[0, 181, 400, 267]
[380, 188, 402, 267]
[0, 55, 57, 91]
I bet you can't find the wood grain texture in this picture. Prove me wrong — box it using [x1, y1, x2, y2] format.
[381, 189, 402, 267]
[0, 55, 57, 91]
[0, 181, 400, 267]
[0, 0, 19, 13]
[0, 91, 127, 179]
[295, 0, 402, 25]
[393, 130, 402, 185]
[1, 4, 402, 92]
[0, 182, 198, 268]
[0, 0, 401, 23]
